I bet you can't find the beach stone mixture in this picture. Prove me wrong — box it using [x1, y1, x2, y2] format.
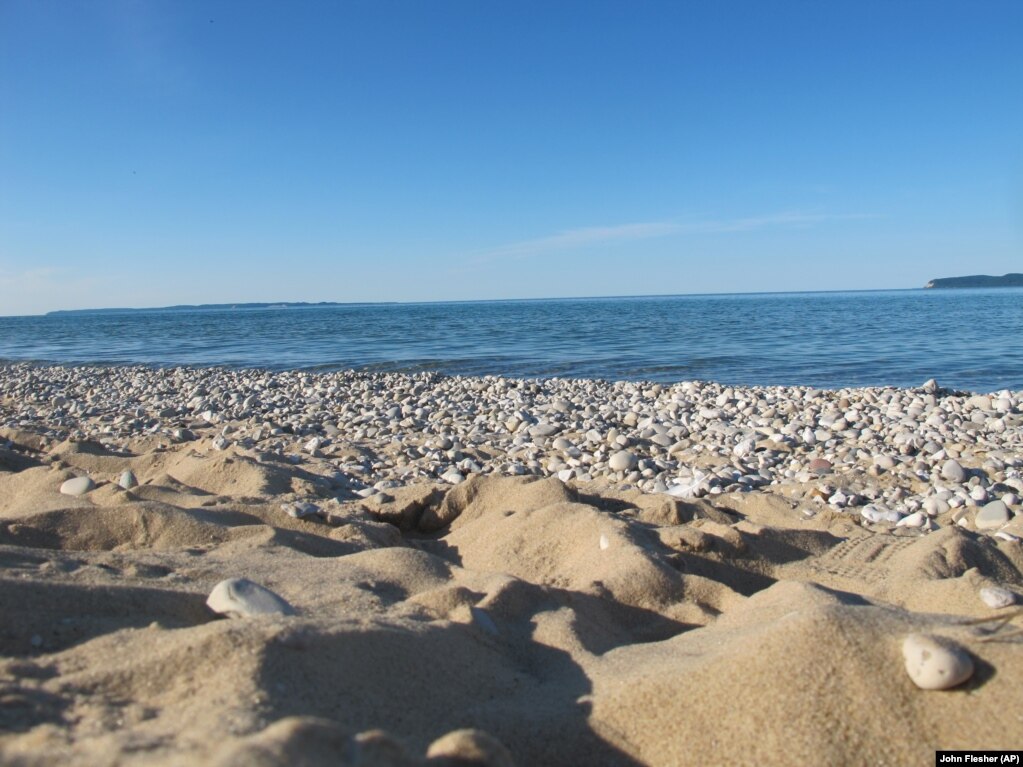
[1, 364, 1020, 540]
[2, 363, 1023, 766]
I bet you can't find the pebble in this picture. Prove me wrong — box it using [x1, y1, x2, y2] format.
[440, 469, 465, 485]
[896, 511, 926, 528]
[861, 505, 901, 524]
[117, 469, 138, 490]
[599, 534, 610, 550]
[426, 729, 515, 767]
[60, 476, 95, 496]
[608, 450, 638, 472]
[941, 459, 967, 483]
[206, 578, 295, 618]
[808, 458, 833, 475]
[469, 606, 499, 636]
[282, 501, 321, 519]
[975, 500, 1010, 530]
[902, 633, 974, 690]
[979, 585, 1016, 609]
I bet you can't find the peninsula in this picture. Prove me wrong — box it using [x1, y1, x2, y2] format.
[924, 273, 1023, 289]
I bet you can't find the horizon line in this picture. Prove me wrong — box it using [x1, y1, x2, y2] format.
[0, 284, 962, 319]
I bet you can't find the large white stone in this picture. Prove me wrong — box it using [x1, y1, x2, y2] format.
[902, 633, 973, 690]
[861, 505, 901, 524]
[976, 500, 1010, 530]
[979, 585, 1016, 609]
[608, 450, 637, 472]
[941, 459, 966, 483]
[60, 476, 95, 496]
[206, 578, 295, 618]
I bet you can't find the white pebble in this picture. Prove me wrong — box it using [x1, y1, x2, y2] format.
[608, 450, 637, 472]
[207, 578, 295, 618]
[60, 476, 95, 496]
[902, 633, 973, 690]
[979, 586, 1016, 609]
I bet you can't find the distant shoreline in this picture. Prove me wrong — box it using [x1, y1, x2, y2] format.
[924, 273, 1023, 289]
[45, 301, 397, 317]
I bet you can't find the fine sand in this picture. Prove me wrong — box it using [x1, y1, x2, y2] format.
[1, 366, 1021, 766]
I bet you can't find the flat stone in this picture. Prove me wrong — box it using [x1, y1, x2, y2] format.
[469, 606, 499, 636]
[976, 500, 1010, 530]
[282, 501, 320, 519]
[896, 511, 926, 528]
[902, 633, 973, 690]
[206, 578, 295, 618]
[60, 476, 95, 496]
[979, 585, 1016, 609]
[874, 455, 896, 470]
[861, 505, 901, 524]
[426, 729, 515, 767]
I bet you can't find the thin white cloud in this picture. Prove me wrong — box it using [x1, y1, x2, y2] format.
[469, 210, 875, 265]
[472, 221, 682, 263]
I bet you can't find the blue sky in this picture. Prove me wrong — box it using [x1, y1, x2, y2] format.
[1, 0, 1021, 315]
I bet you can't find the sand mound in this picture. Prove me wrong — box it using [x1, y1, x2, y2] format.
[2, 432, 1022, 766]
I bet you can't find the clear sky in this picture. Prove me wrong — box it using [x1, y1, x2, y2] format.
[1, 0, 1021, 315]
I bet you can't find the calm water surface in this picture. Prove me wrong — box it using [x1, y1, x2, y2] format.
[1, 289, 1020, 392]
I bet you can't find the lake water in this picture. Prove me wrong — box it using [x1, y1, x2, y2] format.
[1, 289, 1020, 392]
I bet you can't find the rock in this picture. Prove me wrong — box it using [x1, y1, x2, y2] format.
[608, 450, 637, 472]
[941, 459, 966, 483]
[896, 511, 926, 528]
[976, 500, 1010, 530]
[733, 438, 755, 458]
[922, 378, 939, 393]
[426, 729, 515, 767]
[212, 435, 229, 451]
[979, 586, 1016, 609]
[441, 469, 465, 485]
[206, 578, 295, 618]
[60, 476, 95, 496]
[599, 534, 609, 550]
[861, 505, 901, 524]
[469, 606, 499, 636]
[282, 501, 320, 519]
[808, 458, 832, 475]
[874, 455, 896, 470]
[117, 469, 138, 490]
[902, 633, 973, 690]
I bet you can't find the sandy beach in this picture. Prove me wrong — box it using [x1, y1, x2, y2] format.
[1, 363, 1021, 766]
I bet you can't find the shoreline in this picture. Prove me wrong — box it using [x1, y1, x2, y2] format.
[2, 362, 1020, 521]
[1, 362, 1022, 764]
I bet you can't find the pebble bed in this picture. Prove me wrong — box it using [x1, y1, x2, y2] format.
[1, 363, 1021, 537]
